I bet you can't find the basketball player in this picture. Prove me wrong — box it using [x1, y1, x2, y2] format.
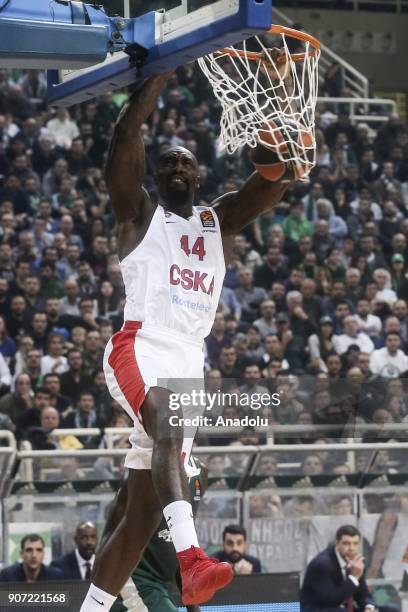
[80, 70, 291, 611]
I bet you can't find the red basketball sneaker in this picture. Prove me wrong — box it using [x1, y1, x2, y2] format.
[177, 546, 233, 605]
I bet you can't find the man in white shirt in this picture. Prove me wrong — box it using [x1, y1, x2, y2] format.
[46, 107, 79, 149]
[354, 299, 382, 338]
[51, 522, 97, 580]
[369, 332, 408, 379]
[333, 316, 375, 355]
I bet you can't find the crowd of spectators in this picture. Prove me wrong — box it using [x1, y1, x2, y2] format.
[0, 64, 407, 481]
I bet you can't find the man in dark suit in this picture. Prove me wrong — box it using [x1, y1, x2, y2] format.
[301, 524, 385, 612]
[0, 534, 63, 582]
[51, 521, 98, 580]
[212, 525, 261, 574]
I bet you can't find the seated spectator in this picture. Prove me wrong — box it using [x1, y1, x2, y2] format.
[233, 234, 262, 274]
[373, 268, 398, 306]
[232, 333, 251, 372]
[307, 316, 335, 372]
[302, 453, 325, 476]
[300, 525, 381, 612]
[62, 390, 103, 446]
[315, 199, 348, 248]
[239, 364, 267, 400]
[323, 281, 353, 320]
[219, 286, 242, 320]
[245, 326, 265, 363]
[91, 370, 113, 424]
[46, 107, 79, 149]
[286, 291, 316, 343]
[218, 345, 241, 382]
[270, 281, 286, 311]
[51, 521, 97, 580]
[17, 387, 53, 433]
[59, 277, 81, 317]
[0, 372, 33, 427]
[354, 298, 382, 338]
[40, 332, 68, 376]
[330, 496, 353, 516]
[332, 315, 374, 355]
[0, 351, 11, 395]
[30, 311, 49, 352]
[253, 299, 277, 338]
[27, 406, 82, 450]
[282, 200, 312, 244]
[205, 313, 229, 368]
[212, 525, 261, 574]
[42, 456, 87, 482]
[274, 313, 304, 372]
[19, 347, 42, 390]
[257, 453, 279, 477]
[7, 295, 31, 339]
[42, 373, 72, 415]
[344, 268, 362, 304]
[12, 334, 35, 376]
[59, 348, 93, 404]
[207, 454, 226, 478]
[286, 494, 317, 518]
[234, 267, 268, 323]
[274, 381, 303, 424]
[370, 332, 408, 379]
[313, 219, 335, 264]
[23, 274, 45, 317]
[0, 534, 64, 582]
[300, 278, 323, 327]
[254, 245, 288, 290]
[0, 315, 16, 363]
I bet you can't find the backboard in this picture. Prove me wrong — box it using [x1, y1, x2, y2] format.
[47, 0, 273, 106]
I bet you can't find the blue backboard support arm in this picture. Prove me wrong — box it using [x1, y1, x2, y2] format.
[0, 0, 273, 106]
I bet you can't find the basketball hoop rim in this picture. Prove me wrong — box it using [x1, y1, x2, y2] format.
[215, 24, 321, 63]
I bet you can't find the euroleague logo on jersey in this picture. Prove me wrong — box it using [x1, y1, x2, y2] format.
[200, 210, 215, 228]
[194, 478, 201, 502]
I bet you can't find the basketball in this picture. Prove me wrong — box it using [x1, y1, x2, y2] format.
[250, 118, 315, 182]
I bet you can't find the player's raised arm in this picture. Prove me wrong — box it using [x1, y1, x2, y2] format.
[105, 72, 172, 224]
[212, 171, 290, 237]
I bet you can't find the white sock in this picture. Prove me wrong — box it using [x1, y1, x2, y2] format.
[80, 583, 117, 612]
[163, 500, 199, 552]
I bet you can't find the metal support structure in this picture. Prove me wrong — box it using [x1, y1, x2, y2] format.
[16, 441, 408, 459]
[27, 422, 408, 445]
[316, 96, 397, 124]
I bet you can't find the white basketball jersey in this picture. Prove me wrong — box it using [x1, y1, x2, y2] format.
[120, 204, 225, 341]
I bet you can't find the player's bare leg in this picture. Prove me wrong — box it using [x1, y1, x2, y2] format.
[143, 388, 233, 606]
[80, 470, 161, 610]
[80, 388, 232, 611]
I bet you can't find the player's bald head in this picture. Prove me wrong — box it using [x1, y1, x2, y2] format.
[158, 146, 199, 168]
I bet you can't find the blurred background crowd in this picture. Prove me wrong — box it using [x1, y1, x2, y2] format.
[0, 64, 407, 480]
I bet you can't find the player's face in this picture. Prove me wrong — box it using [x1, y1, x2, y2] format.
[156, 147, 200, 208]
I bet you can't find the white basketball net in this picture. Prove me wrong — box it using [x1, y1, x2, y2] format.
[197, 28, 321, 177]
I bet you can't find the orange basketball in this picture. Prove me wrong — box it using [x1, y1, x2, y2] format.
[251, 119, 315, 182]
